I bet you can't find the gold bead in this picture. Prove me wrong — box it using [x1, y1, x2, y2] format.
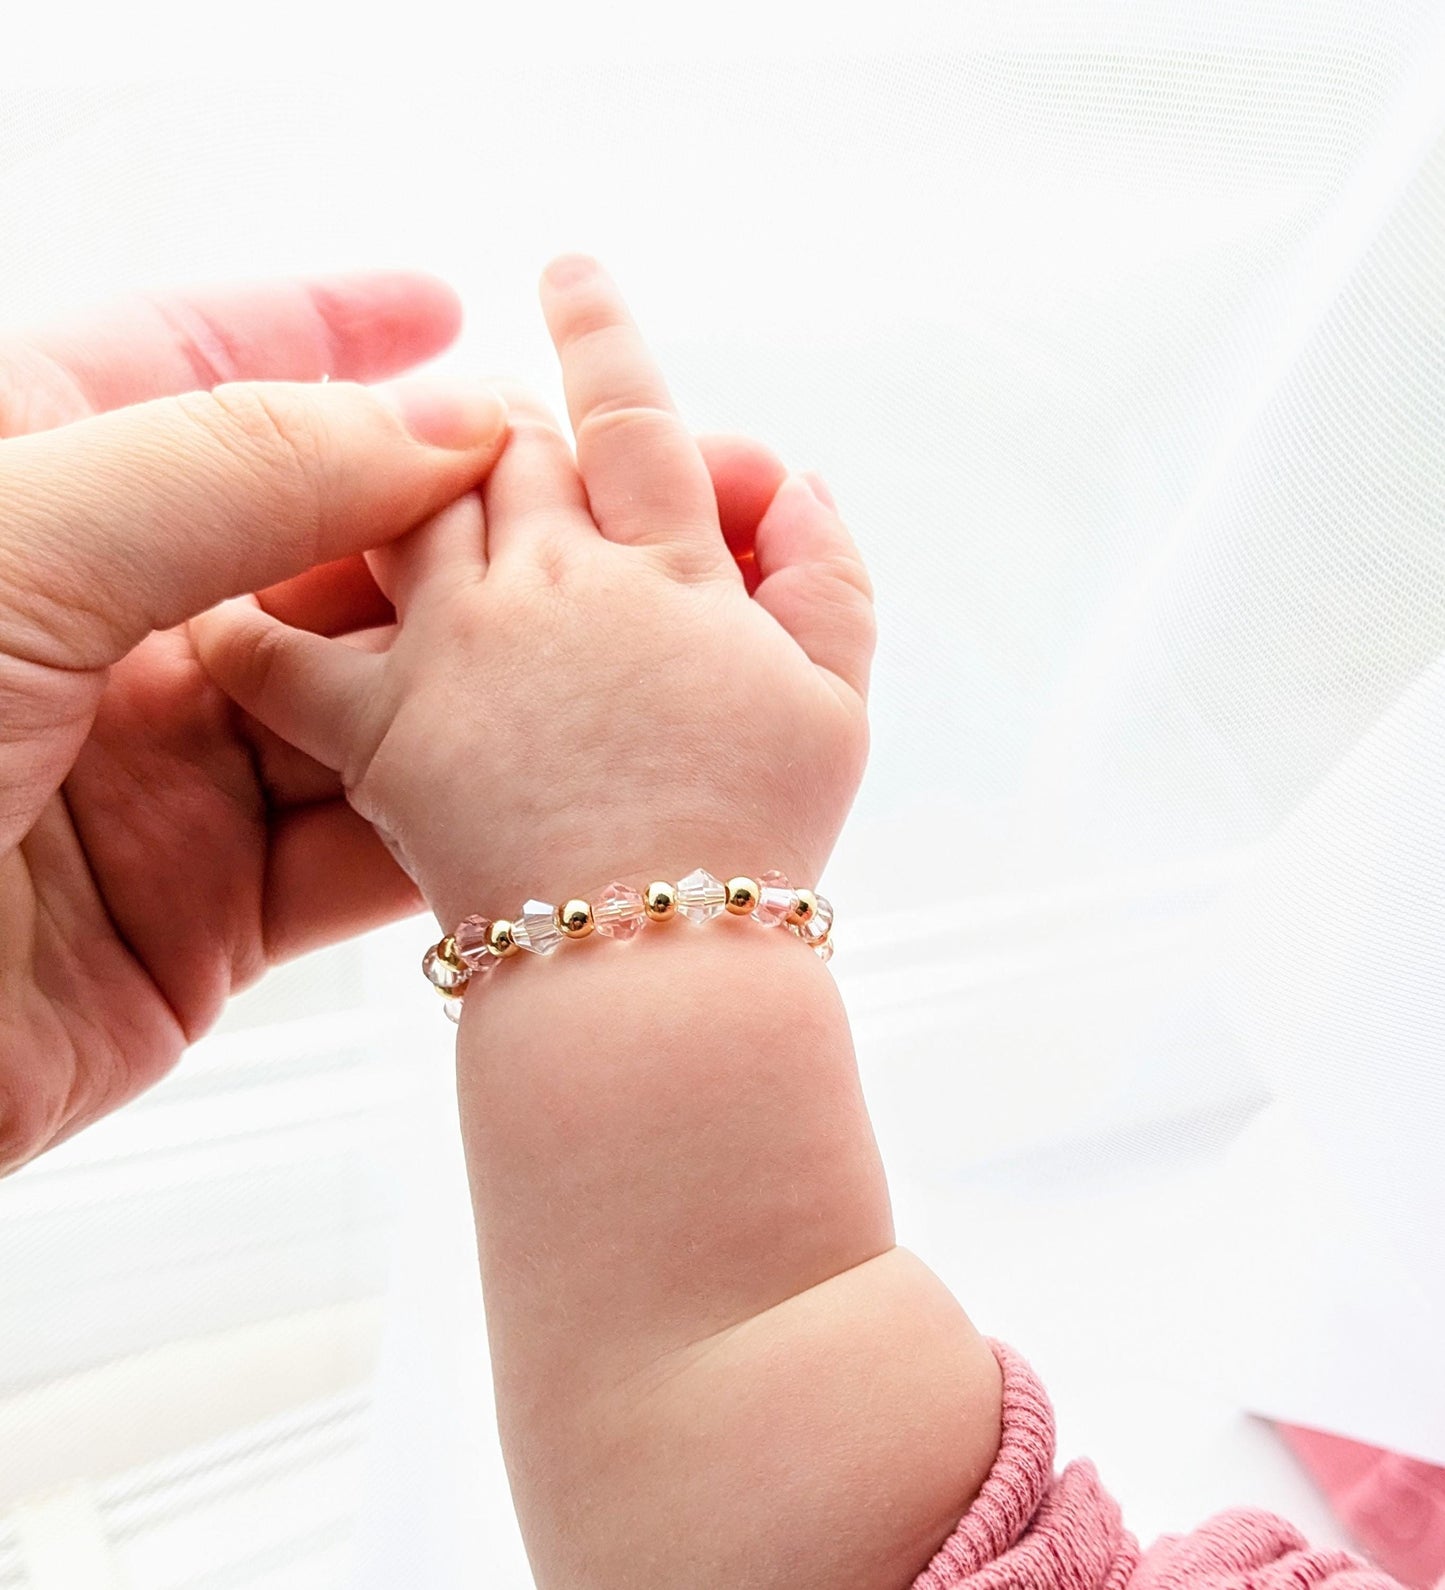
[724, 876, 760, 914]
[433, 978, 467, 1000]
[557, 898, 595, 938]
[437, 935, 466, 972]
[787, 888, 818, 926]
[644, 880, 677, 921]
[487, 918, 520, 957]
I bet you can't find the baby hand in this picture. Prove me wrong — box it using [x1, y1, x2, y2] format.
[192, 257, 875, 929]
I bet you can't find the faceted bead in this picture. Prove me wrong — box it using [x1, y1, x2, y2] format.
[676, 867, 726, 924]
[462, 946, 500, 986]
[752, 869, 794, 929]
[453, 915, 494, 970]
[442, 995, 466, 1024]
[512, 899, 564, 955]
[593, 880, 646, 940]
[813, 938, 835, 964]
[422, 943, 468, 990]
[799, 894, 834, 945]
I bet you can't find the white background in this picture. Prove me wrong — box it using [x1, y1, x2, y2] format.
[2, 12, 1444, 1586]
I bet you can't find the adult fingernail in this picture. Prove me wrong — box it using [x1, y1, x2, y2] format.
[377, 378, 508, 451]
[803, 471, 837, 510]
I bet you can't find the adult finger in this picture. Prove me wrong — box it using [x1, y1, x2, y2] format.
[0, 376, 508, 670]
[257, 555, 395, 637]
[0, 272, 463, 436]
[538, 255, 725, 578]
[240, 713, 347, 810]
[264, 799, 424, 964]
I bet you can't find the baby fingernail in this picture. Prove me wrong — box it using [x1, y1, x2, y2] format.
[378, 378, 508, 451]
[803, 471, 837, 510]
[542, 252, 603, 290]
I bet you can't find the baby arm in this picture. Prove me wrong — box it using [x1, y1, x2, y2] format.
[194, 256, 1002, 1589]
[457, 915, 1000, 1589]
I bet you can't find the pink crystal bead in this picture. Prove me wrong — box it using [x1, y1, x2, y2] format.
[799, 894, 834, 944]
[676, 867, 727, 924]
[462, 949, 500, 987]
[512, 899, 564, 955]
[752, 869, 794, 929]
[422, 944, 468, 990]
[593, 881, 645, 939]
[453, 915, 494, 970]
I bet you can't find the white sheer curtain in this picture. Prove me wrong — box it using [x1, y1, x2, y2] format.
[2, 13, 1443, 1584]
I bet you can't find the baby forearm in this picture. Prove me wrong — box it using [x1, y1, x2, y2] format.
[456, 914, 891, 1395]
[455, 908, 1001, 1589]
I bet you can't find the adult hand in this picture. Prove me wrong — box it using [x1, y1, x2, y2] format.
[0, 273, 510, 1172]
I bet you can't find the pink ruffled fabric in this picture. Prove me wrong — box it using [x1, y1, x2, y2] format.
[913, 1344, 1410, 1590]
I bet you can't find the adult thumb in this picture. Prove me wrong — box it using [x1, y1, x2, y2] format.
[0, 376, 508, 669]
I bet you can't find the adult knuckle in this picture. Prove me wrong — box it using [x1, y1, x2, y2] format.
[0, 1058, 65, 1176]
[137, 291, 245, 388]
[176, 384, 330, 552]
[179, 384, 328, 492]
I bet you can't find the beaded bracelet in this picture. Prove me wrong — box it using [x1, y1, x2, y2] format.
[422, 867, 834, 1022]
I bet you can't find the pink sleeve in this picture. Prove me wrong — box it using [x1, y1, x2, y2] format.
[912, 1343, 1409, 1590]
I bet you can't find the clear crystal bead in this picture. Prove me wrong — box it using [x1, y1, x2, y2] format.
[442, 995, 466, 1024]
[813, 938, 835, 964]
[454, 915, 494, 969]
[593, 881, 645, 939]
[422, 944, 468, 990]
[676, 867, 726, 924]
[752, 869, 794, 929]
[799, 894, 834, 944]
[512, 899, 564, 955]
